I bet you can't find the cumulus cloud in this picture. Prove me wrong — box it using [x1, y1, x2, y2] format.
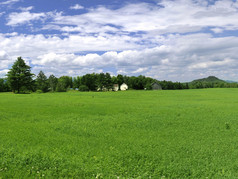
[1, 0, 238, 81]
[1, 31, 238, 81]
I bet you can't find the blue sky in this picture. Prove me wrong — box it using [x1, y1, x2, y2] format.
[0, 0, 238, 81]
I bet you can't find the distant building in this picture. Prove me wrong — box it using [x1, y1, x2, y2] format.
[97, 86, 108, 91]
[113, 84, 119, 91]
[151, 82, 162, 90]
[120, 83, 128, 91]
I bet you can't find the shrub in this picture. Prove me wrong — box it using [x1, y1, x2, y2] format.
[36, 90, 43, 94]
[79, 85, 89, 92]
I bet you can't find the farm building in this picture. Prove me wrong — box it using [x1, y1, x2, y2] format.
[151, 82, 162, 90]
[120, 83, 128, 91]
[113, 84, 119, 91]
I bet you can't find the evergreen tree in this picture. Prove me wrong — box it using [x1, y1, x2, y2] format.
[7, 57, 34, 93]
[36, 71, 48, 92]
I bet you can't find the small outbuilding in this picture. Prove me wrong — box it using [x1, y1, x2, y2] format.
[120, 83, 128, 91]
[113, 84, 119, 91]
[151, 82, 162, 90]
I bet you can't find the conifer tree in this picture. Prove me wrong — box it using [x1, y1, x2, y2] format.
[36, 71, 48, 92]
[7, 57, 34, 93]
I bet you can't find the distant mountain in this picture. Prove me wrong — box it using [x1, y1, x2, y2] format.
[191, 76, 225, 83]
[225, 80, 238, 84]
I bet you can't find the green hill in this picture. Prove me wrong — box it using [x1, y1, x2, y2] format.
[191, 76, 225, 83]
[189, 76, 227, 89]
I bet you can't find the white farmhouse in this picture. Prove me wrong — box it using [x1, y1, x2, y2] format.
[120, 83, 128, 91]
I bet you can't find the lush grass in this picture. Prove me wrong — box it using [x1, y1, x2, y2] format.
[1, 89, 238, 178]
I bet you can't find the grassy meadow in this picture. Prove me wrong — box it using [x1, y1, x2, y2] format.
[1, 89, 238, 178]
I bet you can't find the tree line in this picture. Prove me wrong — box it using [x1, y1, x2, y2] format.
[0, 57, 237, 93]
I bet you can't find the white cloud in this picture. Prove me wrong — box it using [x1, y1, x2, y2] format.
[42, 0, 238, 35]
[19, 6, 34, 11]
[211, 28, 224, 33]
[0, 50, 12, 70]
[0, 0, 19, 5]
[132, 67, 148, 74]
[0, 69, 9, 77]
[6, 11, 46, 26]
[188, 58, 234, 69]
[70, 4, 84, 10]
[2, 0, 238, 81]
[6, 8, 61, 26]
[1, 31, 238, 81]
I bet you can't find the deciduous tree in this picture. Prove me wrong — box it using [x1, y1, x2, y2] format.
[48, 74, 58, 92]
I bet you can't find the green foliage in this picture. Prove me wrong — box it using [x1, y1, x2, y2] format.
[3, 67, 238, 94]
[36, 71, 48, 93]
[48, 74, 58, 92]
[36, 89, 43, 94]
[111, 76, 118, 84]
[79, 85, 89, 91]
[6, 57, 34, 93]
[1, 89, 238, 178]
[81, 73, 97, 91]
[95, 73, 112, 91]
[0, 78, 9, 92]
[145, 83, 152, 90]
[192, 76, 225, 83]
[72, 76, 81, 89]
[56, 80, 67, 92]
[55, 76, 73, 92]
[188, 76, 238, 89]
[117, 74, 124, 86]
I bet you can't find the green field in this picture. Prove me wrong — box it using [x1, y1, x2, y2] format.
[1, 89, 238, 178]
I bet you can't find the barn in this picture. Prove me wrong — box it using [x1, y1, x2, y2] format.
[120, 83, 128, 91]
[151, 82, 162, 90]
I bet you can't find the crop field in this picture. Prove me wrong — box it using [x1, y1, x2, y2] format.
[0, 89, 238, 178]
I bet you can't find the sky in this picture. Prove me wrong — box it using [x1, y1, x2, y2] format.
[0, 0, 238, 82]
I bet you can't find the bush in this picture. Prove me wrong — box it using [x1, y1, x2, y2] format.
[79, 85, 89, 92]
[36, 90, 43, 94]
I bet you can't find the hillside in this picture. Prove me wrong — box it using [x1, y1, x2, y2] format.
[191, 76, 225, 83]
[188, 76, 230, 89]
